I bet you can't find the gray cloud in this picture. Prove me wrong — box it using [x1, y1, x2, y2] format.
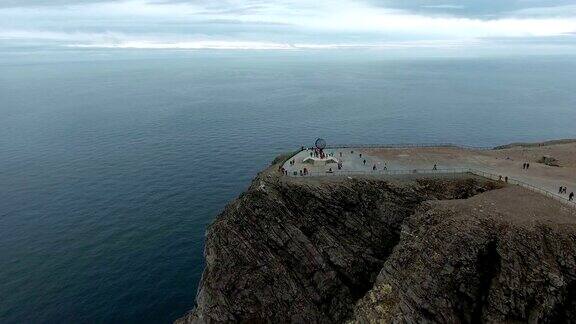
[0, 0, 114, 8]
[0, 0, 258, 10]
[370, 0, 576, 18]
[3, 0, 575, 19]
[0, 0, 575, 52]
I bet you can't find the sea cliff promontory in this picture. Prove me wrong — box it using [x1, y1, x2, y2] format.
[178, 142, 576, 323]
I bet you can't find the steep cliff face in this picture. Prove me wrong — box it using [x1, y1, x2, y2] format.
[177, 162, 576, 323]
[178, 162, 503, 323]
[350, 186, 576, 323]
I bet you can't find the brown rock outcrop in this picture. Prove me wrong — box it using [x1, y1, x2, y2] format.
[177, 160, 576, 323]
[349, 186, 576, 323]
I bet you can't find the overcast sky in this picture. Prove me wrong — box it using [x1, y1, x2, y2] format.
[0, 0, 575, 50]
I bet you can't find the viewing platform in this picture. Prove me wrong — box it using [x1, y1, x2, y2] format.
[282, 140, 576, 210]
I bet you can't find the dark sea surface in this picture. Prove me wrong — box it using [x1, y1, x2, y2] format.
[1, 48, 576, 323]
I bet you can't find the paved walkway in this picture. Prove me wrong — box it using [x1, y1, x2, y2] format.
[283, 144, 576, 207]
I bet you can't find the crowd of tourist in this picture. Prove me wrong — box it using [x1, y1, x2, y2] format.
[310, 148, 327, 159]
[281, 148, 576, 206]
[283, 148, 397, 176]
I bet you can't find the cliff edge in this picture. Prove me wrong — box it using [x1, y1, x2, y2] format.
[177, 158, 576, 323]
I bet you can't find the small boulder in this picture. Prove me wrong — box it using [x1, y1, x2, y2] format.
[537, 155, 560, 167]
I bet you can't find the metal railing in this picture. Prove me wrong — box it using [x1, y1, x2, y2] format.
[324, 143, 494, 150]
[467, 169, 576, 209]
[285, 167, 576, 210]
[289, 168, 470, 177]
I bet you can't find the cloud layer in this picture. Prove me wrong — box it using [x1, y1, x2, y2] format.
[0, 0, 575, 51]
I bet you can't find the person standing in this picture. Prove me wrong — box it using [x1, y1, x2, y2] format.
[570, 192, 574, 201]
[526, 163, 530, 169]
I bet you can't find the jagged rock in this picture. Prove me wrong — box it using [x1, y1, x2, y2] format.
[349, 186, 576, 323]
[177, 160, 576, 323]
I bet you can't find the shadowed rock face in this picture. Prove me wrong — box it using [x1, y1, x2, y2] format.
[176, 166, 502, 323]
[177, 163, 576, 323]
[349, 187, 576, 323]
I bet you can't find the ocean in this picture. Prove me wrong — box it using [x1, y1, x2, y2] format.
[1, 48, 576, 323]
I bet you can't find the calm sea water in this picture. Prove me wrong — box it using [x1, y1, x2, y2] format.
[1, 48, 576, 323]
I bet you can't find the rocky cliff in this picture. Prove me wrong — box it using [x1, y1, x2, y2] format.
[177, 159, 576, 323]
